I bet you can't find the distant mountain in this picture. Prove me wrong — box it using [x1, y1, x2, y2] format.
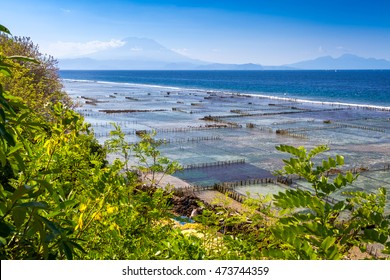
[59, 58, 265, 70]
[285, 54, 390, 70]
[89, 37, 203, 63]
[262, 65, 296, 70]
[59, 37, 207, 70]
[59, 58, 187, 70]
[59, 37, 267, 70]
[162, 62, 264, 70]
[194, 63, 263, 70]
[58, 37, 390, 70]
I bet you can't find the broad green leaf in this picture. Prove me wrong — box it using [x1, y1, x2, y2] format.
[0, 60, 14, 68]
[379, 187, 386, 196]
[67, 239, 87, 254]
[322, 159, 330, 170]
[321, 236, 336, 252]
[0, 148, 6, 166]
[276, 144, 307, 159]
[0, 236, 7, 246]
[274, 189, 312, 209]
[332, 201, 346, 211]
[12, 152, 26, 171]
[44, 211, 63, 218]
[336, 155, 344, 165]
[61, 241, 74, 260]
[7, 55, 40, 64]
[12, 207, 27, 228]
[0, 24, 11, 34]
[0, 66, 12, 77]
[38, 216, 61, 236]
[333, 174, 345, 187]
[58, 199, 78, 210]
[0, 93, 16, 114]
[19, 201, 49, 209]
[0, 108, 5, 122]
[345, 172, 355, 183]
[10, 184, 33, 203]
[7, 142, 24, 155]
[329, 157, 336, 167]
[328, 245, 342, 259]
[307, 145, 329, 159]
[0, 124, 16, 146]
[0, 220, 13, 237]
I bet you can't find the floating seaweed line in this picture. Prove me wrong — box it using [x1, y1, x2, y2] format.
[99, 109, 168, 114]
[202, 107, 345, 121]
[246, 123, 273, 133]
[183, 159, 246, 170]
[135, 125, 241, 136]
[275, 129, 308, 139]
[332, 122, 386, 133]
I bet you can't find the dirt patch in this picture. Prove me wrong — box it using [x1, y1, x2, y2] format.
[171, 195, 201, 217]
[195, 190, 246, 212]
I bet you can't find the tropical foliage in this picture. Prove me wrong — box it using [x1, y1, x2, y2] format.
[267, 145, 389, 259]
[0, 31, 71, 115]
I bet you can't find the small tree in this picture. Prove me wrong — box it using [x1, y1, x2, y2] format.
[132, 131, 182, 188]
[264, 144, 390, 259]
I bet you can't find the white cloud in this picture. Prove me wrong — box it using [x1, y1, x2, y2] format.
[172, 48, 189, 56]
[47, 39, 125, 58]
[336, 46, 352, 52]
[318, 46, 326, 53]
[61, 9, 71, 14]
[130, 47, 143, 52]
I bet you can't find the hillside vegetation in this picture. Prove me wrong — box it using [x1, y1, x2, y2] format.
[1, 24, 389, 260]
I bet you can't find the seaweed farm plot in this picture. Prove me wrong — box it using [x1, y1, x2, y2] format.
[157, 127, 295, 173]
[159, 132, 247, 166]
[342, 170, 390, 213]
[235, 183, 288, 197]
[293, 168, 390, 214]
[175, 162, 273, 187]
[64, 79, 390, 212]
[130, 111, 206, 130]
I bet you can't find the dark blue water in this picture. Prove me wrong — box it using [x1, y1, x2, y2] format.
[59, 70, 390, 107]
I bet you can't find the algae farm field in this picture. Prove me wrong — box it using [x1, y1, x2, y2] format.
[63, 77, 390, 213]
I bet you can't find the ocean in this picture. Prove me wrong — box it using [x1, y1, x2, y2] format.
[59, 70, 390, 108]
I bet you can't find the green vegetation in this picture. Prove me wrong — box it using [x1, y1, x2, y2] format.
[269, 145, 389, 259]
[1, 24, 389, 260]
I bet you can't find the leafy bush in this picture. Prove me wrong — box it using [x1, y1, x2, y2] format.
[0, 31, 71, 116]
[262, 145, 390, 259]
[0, 25, 106, 259]
[1, 26, 204, 259]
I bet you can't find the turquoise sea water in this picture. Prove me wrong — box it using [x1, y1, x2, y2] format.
[61, 71, 390, 213]
[60, 70, 390, 107]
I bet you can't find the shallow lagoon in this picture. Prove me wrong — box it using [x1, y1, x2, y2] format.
[64, 79, 390, 213]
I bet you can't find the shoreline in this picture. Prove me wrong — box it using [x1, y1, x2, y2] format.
[61, 75, 390, 111]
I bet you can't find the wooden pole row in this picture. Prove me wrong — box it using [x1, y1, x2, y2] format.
[183, 159, 246, 170]
[333, 122, 386, 133]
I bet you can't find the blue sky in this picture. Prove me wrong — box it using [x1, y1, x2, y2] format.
[1, 0, 390, 65]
